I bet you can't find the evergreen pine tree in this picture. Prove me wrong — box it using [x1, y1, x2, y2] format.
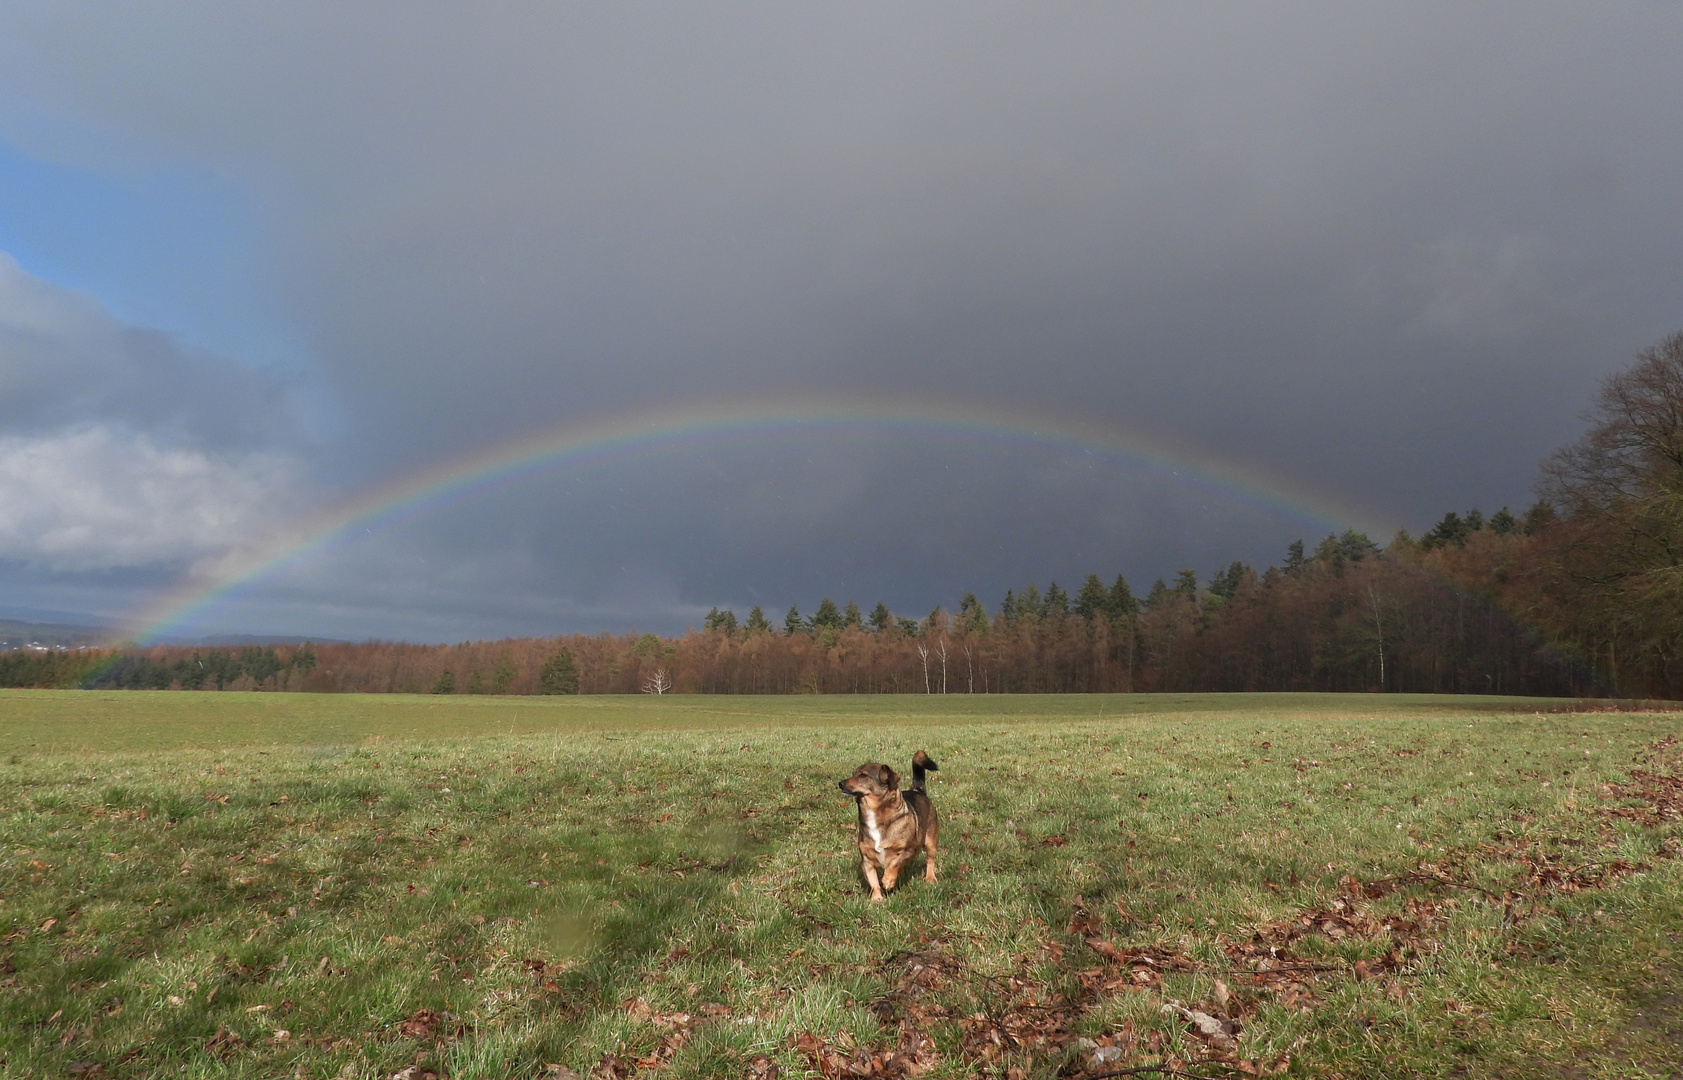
[1522, 501, 1557, 534]
[1314, 533, 1347, 569]
[492, 654, 517, 693]
[538, 649, 580, 694]
[810, 599, 842, 631]
[1339, 529, 1378, 561]
[1207, 562, 1252, 601]
[1074, 574, 1109, 620]
[1422, 513, 1468, 550]
[1107, 575, 1138, 622]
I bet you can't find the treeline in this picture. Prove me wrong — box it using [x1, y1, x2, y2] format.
[0, 524, 1610, 697]
[6, 334, 1679, 699]
[0, 644, 317, 692]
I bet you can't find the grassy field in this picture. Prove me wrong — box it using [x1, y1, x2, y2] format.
[2, 690, 1681, 1079]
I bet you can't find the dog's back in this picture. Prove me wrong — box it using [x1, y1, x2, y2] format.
[902, 785, 936, 836]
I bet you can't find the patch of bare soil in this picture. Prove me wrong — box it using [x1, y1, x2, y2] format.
[1605, 735, 1683, 826]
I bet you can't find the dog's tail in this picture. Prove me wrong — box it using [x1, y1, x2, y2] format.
[910, 750, 939, 791]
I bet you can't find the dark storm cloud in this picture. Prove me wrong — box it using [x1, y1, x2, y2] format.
[1, 3, 1679, 635]
[199, 434, 1329, 643]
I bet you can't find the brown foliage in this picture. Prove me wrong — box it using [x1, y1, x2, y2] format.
[63, 554, 1611, 698]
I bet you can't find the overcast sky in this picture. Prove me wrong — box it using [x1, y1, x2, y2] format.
[1, 3, 1679, 641]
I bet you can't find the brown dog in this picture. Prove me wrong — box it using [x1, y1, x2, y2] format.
[838, 751, 939, 901]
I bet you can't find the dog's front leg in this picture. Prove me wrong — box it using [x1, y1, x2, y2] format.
[861, 859, 885, 902]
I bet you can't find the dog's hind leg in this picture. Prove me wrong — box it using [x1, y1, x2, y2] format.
[923, 831, 938, 882]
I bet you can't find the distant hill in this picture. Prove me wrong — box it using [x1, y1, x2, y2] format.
[0, 618, 342, 651]
[0, 618, 120, 650]
[166, 634, 342, 647]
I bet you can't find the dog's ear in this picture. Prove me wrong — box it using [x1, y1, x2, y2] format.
[879, 764, 899, 790]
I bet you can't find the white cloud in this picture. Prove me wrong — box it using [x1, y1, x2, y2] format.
[0, 252, 310, 574]
[0, 425, 301, 571]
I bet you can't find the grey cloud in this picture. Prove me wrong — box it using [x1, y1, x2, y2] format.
[189, 434, 1331, 641]
[0, 254, 301, 451]
[0, 4, 1680, 635]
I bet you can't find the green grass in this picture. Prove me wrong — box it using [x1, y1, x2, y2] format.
[0, 689, 1588, 753]
[2, 691, 1681, 1079]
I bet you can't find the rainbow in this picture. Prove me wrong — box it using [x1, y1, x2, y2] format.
[125, 395, 1395, 642]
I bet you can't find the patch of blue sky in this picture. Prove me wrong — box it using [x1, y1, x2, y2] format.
[0, 131, 309, 378]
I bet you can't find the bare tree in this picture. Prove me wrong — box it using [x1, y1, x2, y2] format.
[1541, 331, 1683, 516]
[1368, 585, 1385, 691]
[1120, 621, 1135, 694]
[936, 637, 948, 694]
[1538, 331, 1683, 690]
[916, 642, 930, 694]
[963, 641, 974, 693]
[642, 667, 671, 695]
